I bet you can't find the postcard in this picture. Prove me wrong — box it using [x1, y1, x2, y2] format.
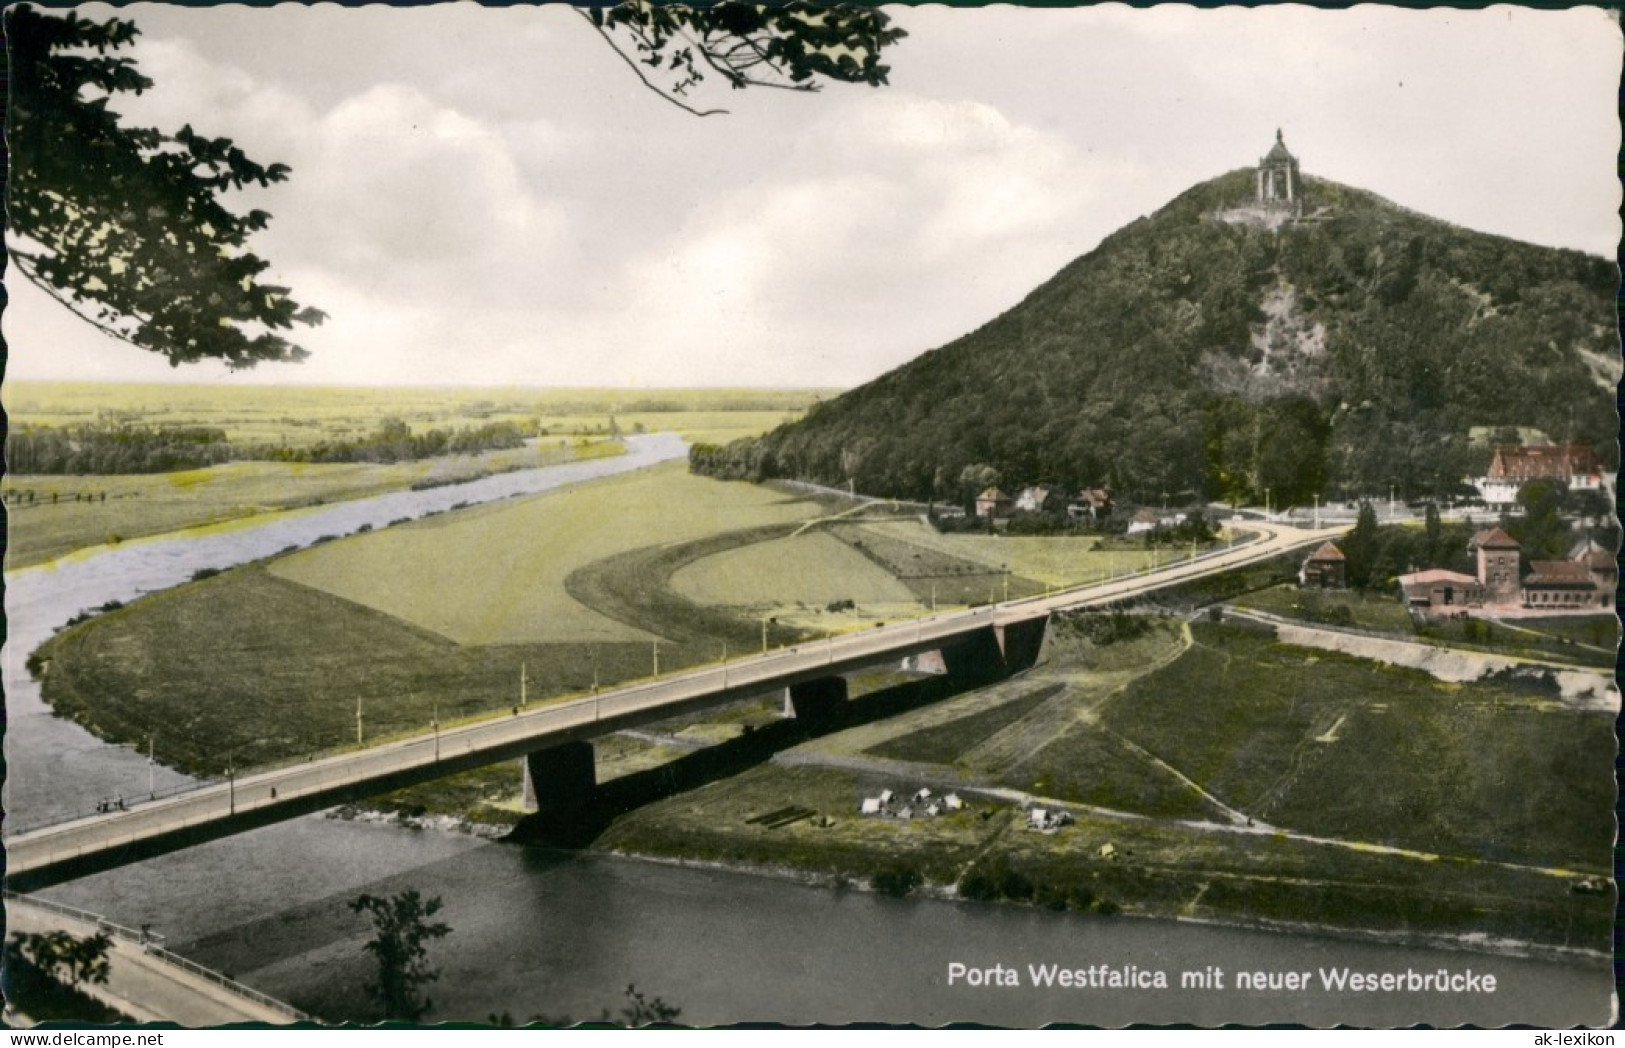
[3, 1, 1618, 1029]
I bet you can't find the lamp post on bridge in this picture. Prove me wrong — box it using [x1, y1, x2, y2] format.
[432, 702, 440, 762]
[148, 733, 155, 799]
[227, 751, 236, 816]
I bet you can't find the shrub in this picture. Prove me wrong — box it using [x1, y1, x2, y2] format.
[956, 867, 999, 902]
[873, 864, 923, 898]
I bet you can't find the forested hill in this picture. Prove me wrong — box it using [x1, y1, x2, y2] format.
[691, 169, 1618, 507]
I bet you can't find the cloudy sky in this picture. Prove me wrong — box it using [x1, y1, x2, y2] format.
[7, 3, 1619, 390]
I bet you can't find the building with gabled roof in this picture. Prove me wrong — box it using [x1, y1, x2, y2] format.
[1475, 443, 1607, 509]
[1299, 542, 1346, 589]
[975, 487, 1013, 519]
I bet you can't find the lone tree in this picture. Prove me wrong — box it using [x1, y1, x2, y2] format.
[350, 890, 452, 1022]
[7, 4, 328, 368]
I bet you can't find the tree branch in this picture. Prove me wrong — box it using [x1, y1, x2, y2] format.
[10, 251, 156, 353]
[575, 9, 728, 118]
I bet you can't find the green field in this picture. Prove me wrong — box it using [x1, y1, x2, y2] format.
[670, 531, 919, 608]
[4, 439, 622, 569]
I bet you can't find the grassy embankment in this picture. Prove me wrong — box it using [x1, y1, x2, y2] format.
[1236, 583, 1616, 669]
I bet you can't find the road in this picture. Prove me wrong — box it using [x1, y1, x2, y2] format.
[6, 518, 1344, 889]
[4, 895, 305, 1025]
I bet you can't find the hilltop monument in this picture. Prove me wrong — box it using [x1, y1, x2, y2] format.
[1257, 129, 1302, 210]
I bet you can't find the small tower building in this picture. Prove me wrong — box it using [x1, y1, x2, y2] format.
[1257, 129, 1302, 209]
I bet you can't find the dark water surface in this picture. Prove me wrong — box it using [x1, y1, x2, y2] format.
[37, 816, 1614, 1028]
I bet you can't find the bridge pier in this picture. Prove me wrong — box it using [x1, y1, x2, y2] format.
[781, 676, 847, 722]
[994, 616, 1048, 675]
[933, 614, 1049, 687]
[521, 741, 597, 813]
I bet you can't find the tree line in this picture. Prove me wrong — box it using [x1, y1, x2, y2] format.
[9, 417, 530, 475]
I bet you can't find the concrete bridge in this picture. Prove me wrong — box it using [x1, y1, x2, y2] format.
[5, 520, 1340, 891]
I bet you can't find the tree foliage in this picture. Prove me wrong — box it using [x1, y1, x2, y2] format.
[7, 4, 326, 367]
[692, 169, 1615, 505]
[585, 1, 906, 117]
[9, 930, 114, 989]
[350, 890, 451, 1022]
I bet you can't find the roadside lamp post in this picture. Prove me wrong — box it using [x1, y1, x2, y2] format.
[653, 641, 660, 676]
[148, 733, 155, 799]
[1265, 488, 1272, 519]
[356, 698, 364, 746]
[227, 752, 236, 815]
[722, 642, 728, 686]
[432, 703, 440, 762]
[761, 618, 769, 654]
[1313, 494, 1321, 530]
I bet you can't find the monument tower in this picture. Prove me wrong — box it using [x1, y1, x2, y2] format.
[1256, 129, 1302, 210]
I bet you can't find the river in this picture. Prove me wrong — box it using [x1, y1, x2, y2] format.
[4, 436, 1614, 1027]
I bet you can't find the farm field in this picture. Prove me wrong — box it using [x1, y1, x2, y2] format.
[267, 464, 827, 645]
[1235, 584, 1616, 669]
[848, 520, 1178, 589]
[3, 438, 622, 569]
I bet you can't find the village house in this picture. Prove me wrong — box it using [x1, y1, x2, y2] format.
[1067, 488, 1113, 523]
[1298, 542, 1346, 589]
[975, 487, 1013, 519]
[1125, 508, 1160, 535]
[1473, 443, 1606, 510]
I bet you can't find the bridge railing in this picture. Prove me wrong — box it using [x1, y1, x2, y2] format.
[3, 890, 313, 1023]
